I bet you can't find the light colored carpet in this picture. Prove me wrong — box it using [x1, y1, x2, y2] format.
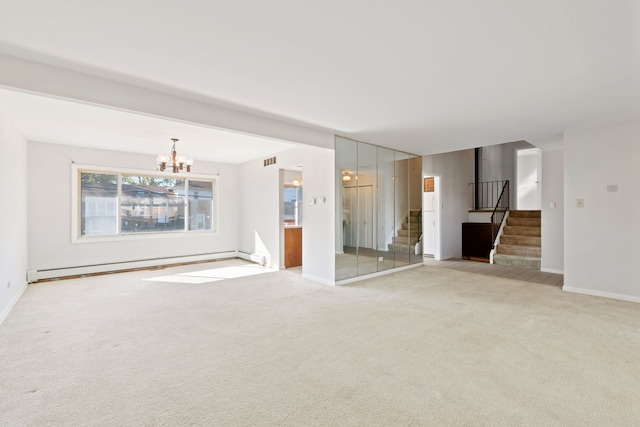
[1, 259, 639, 426]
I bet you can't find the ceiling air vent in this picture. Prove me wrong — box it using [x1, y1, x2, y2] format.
[264, 156, 277, 167]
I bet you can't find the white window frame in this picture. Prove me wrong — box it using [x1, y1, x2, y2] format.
[71, 164, 218, 243]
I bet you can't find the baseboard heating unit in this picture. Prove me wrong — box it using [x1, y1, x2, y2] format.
[26, 251, 240, 283]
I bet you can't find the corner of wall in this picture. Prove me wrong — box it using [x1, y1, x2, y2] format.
[0, 281, 28, 326]
[0, 110, 29, 324]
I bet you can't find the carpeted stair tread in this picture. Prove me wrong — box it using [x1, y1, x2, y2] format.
[509, 210, 541, 218]
[493, 254, 541, 270]
[507, 217, 541, 227]
[392, 236, 419, 245]
[504, 226, 541, 237]
[388, 211, 421, 253]
[398, 229, 421, 237]
[493, 210, 541, 271]
[496, 244, 541, 257]
[402, 222, 421, 230]
[501, 235, 541, 247]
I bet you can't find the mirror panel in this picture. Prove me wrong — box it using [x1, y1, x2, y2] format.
[409, 155, 424, 264]
[356, 142, 377, 276]
[393, 150, 411, 268]
[335, 136, 358, 281]
[335, 136, 422, 281]
[377, 146, 395, 272]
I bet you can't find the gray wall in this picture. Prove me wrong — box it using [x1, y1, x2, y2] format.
[480, 140, 534, 209]
[423, 149, 474, 259]
[541, 147, 564, 273]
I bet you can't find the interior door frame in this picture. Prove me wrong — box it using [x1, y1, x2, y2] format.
[422, 173, 442, 261]
[515, 147, 542, 210]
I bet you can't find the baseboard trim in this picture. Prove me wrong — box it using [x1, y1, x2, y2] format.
[301, 274, 335, 286]
[27, 251, 239, 282]
[562, 286, 640, 304]
[541, 268, 564, 274]
[335, 263, 422, 286]
[0, 281, 28, 326]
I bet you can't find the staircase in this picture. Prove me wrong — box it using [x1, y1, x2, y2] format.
[388, 210, 422, 253]
[493, 210, 541, 270]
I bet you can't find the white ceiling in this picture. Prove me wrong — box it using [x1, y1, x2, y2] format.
[0, 0, 639, 155]
[0, 89, 297, 164]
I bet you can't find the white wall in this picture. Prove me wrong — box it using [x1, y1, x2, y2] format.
[0, 53, 334, 150]
[564, 120, 640, 302]
[0, 112, 28, 324]
[239, 145, 335, 283]
[239, 157, 280, 269]
[27, 142, 240, 272]
[541, 147, 564, 273]
[423, 149, 474, 259]
[299, 147, 335, 283]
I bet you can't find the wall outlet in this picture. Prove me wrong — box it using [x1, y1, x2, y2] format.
[576, 198, 584, 208]
[378, 256, 384, 262]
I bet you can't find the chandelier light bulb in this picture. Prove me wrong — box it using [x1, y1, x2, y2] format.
[157, 138, 193, 173]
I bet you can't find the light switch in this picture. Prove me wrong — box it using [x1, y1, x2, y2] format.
[576, 198, 584, 208]
[308, 198, 316, 206]
[550, 202, 556, 209]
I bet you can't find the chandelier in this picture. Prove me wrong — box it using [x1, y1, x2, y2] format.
[342, 171, 352, 182]
[293, 176, 303, 186]
[157, 138, 193, 173]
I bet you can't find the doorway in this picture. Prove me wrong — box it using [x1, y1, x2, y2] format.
[422, 174, 441, 260]
[516, 148, 541, 210]
[282, 170, 303, 268]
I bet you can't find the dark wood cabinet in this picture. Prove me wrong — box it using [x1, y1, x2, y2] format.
[462, 222, 499, 260]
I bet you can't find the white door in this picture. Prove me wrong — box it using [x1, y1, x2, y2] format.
[423, 177, 437, 256]
[343, 186, 357, 247]
[517, 148, 541, 210]
[357, 186, 374, 249]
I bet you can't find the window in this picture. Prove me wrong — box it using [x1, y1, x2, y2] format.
[76, 167, 216, 240]
[188, 180, 214, 231]
[120, 175, 185, 234]
[283, 185, 302, 226]
[81, 173, 118, 236]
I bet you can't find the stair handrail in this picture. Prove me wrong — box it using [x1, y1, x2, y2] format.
[490, 180, 509, 223]
[490, 180, 509, 244]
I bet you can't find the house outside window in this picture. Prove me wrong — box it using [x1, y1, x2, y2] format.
[75, 166, 216, 241]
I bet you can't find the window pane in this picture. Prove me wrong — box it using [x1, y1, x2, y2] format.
[81, 173, 118, 236]
[283, 186, 302, 226]
[188, 180, 214, 231]
[120, 176, 185, 233]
